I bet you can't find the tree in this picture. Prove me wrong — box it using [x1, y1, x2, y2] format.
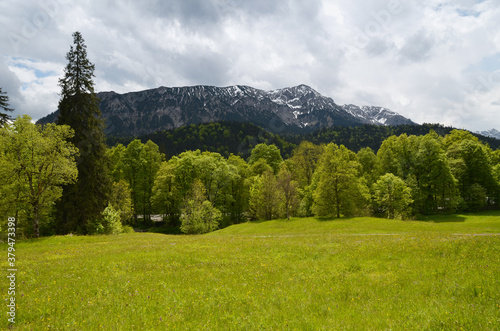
[180, 179, 221, 234]
[248, 143, 283, 174]
[277, 164, 299, 220]
[313, 143, 369, 218]
[412, 132, 458, 214]
[357, 147, 379, 188]
[249, 169, 283, 220]
[289, 141, 323, 187]
[444, 130, 497, 211]
[0, 116, 78, 237]
[119, 139, 163, 224]
[109, 180, 134, 225]
[56, 31, 111, 233]
[0, 87, 14, 127]
[152, 160, 181, 226]
[373, 174, 413, 219]
[88, 203, 123, 235]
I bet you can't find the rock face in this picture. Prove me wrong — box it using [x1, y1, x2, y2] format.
[37, 84, 416, 137]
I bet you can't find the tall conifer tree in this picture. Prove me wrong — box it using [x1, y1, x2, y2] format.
[56, 32, 111, 233]
[0, 87, 14, 126]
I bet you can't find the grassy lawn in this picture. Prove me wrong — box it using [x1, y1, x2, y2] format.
[2, 212, 500, 330]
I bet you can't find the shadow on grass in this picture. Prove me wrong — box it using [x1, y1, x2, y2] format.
[417, 214, 467, 223]
[315, 216, 352, 222]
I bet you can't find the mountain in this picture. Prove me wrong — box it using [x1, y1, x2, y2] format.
[37, 84, 415, 137]
[476, 128, 500, 140]
[342, 105, 415, 126]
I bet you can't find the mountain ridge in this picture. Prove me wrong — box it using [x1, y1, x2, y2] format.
[37, 84, 416, 137]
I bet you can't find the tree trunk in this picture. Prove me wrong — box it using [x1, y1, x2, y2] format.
[33, 205, 40, 238]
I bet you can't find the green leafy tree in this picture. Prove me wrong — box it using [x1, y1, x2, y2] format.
[373, 174, 413, 219]
[0, 87, 14, 126]
[107, 143, 126, 182]
[56, 31, 111, 233]
[288, 141, 323, 187]
[0, 115, 78, 237]
[313, 143, 369, 218]
[277, 164, 299, 220]
[357, 147, 379, 188]
[180, 179, 221, 234]
[248, 143, 283, 174]
[152, 160, 180, 226]
[119, 139, 163, 224]
[225, 155, 251, 224]
[121, 139, 146, 223]
[109, 180, 134, 224]
[444, 130, 497, 210]
[88, 203, 123, 235]
[412, 132, 458, 214]
[377, 134, 419, 179]
[249, 169, 283, 220]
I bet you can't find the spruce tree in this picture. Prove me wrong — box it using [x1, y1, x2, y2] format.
[0, 87, 14, 126]
[56, 32, 111, 233]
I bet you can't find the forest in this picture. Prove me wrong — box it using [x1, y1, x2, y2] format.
[2, 115, 500, 238]
[1, 32, 500, 238]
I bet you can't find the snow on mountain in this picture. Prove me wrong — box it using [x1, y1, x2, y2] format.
[476, 128, 500, 140]
[342, 104, 415, 126]
[37, 84, 416, 137]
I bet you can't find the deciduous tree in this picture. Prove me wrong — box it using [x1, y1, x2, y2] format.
[0, 116, 78, 237]
[313, 143, 369, 218]
[373, 173, 413, 219]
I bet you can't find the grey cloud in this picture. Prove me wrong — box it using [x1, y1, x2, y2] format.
[0, 58, 24, 118]
[398, 30, 435, 64]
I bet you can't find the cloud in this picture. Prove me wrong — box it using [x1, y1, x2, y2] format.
[1, 0, 500, 130]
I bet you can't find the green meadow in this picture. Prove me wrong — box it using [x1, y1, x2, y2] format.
[2, 212, 500, 330]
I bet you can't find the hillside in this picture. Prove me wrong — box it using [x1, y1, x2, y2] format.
[108, 121, 500, 159]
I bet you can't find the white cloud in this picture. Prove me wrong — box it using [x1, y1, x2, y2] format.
[0, 0, 499, 131]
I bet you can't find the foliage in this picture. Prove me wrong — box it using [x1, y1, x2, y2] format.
[249, 169, 284, 220]
[118, 139, 163, 223]
[56, 31, 112, 234]
[0, 115, 78, 237]
[180, 179, 221, 234]
[108, 121, 297, 159]
[248, 143, 283, 174]
[277, 164, 300, 220]
[88, 203, 123, 235]
[373, 173, 413, 219]
[109, 180, 134, 224]
[121, 225, 135, 233]
[312, 143, 370, 218]
[444, 130, 498, 211]
[288, 141, 324, 187]
[0, 87, 14, 126]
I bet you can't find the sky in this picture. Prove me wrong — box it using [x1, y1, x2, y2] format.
[1, 0, 500, 132]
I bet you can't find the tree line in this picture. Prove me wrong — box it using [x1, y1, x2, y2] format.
[1, 32, 500, 238]
[107, 121, 500, 162]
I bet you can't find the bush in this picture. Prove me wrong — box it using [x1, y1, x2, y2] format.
[87, 203, 123, 235]
[121, 225, 135, 234]
[180, 200, 221, 234]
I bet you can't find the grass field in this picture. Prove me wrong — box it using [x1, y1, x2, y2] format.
[2, 212, 500, 330]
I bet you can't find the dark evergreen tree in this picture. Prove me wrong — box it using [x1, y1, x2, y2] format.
[56, 32, 111, 233]
[0, 87, 14, 126]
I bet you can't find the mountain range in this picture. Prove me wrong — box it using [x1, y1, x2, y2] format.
[37, 84, 416, 137]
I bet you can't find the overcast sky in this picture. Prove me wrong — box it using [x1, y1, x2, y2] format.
[1, 0, 500, 131]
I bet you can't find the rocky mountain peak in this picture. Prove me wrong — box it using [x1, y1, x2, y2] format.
[37, 84, 416, 137]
